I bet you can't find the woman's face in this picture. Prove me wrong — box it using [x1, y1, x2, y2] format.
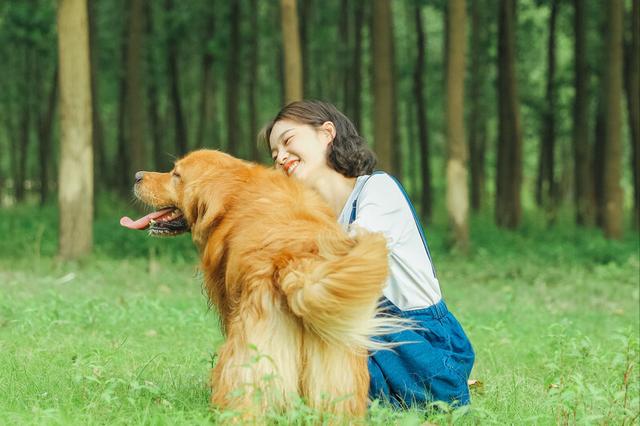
[268, 119, 335, 184]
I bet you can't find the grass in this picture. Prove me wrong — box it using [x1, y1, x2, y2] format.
[0, 197, 638, 425]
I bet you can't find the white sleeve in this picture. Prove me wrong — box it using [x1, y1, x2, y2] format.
[349, 174, 408, 247]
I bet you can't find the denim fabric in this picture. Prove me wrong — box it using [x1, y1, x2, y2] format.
[368, 298, 475, 408]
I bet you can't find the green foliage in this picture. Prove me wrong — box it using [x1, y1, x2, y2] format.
[0, 203, 638, 424]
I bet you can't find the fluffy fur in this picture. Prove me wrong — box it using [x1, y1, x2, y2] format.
[132, 149, 393, 417]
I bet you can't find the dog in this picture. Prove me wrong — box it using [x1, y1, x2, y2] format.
[120, 149, 393, 417]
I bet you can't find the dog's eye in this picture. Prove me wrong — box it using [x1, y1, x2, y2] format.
[172, 172, 181, 179]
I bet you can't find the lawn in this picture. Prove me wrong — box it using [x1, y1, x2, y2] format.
[1, 199, 638, 425]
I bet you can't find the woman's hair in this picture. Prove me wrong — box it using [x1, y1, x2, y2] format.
[258, 100, 377, 177]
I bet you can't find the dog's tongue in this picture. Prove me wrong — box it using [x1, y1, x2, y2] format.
[120, 208, 174, 230]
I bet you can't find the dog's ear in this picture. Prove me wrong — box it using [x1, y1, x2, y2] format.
[183, 179, 227, 245]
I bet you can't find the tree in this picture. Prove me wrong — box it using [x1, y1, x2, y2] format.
[573, 0, 595, 226]
[351, 0, 366, 131]
[601, 0, 624, 239]
[372, 0, 395, 174]
[280, 0, 303, 103]
[248, 0, 260, 161]
[38, 66, 58, 205]
[144, 2, 165, 170]
[88, 0, 107, 188]
[496, 0, 523, 229]
[413, 2, 432, 220]
[536, 0, 558, 219]
[166, 0, 188, 156]
[125, 0, 146, 175]
[445, 0, 468, 250]
[468, 0, 488, 212]
[226, 0, 241, 155]
[195, 6, 216, 150]
[57, 0, 93, 259]
[625, 0, 640, 228]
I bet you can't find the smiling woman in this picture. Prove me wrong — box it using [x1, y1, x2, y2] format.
[259, 100, 475, 409]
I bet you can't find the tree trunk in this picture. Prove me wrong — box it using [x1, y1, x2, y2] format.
[601, 0, 624, 239]
[116, 12, 130, 194]
[196, 5, 217, 150]
[57, 0, 94, 259]
[280, 0, 303, 103]
[16, 48, 32, 203]
[469, 0, 486, 212]
[125, 0, 146, 175]
[372, 0, 395, 174]
[166, 0, 188, 156]
[496, 0, 523, 229]
[573, 0, 595, 226]
[625, 0, 640, 228]
[249, 0, 260, 161]
[535, 0, 558, 220]
[226, 0, 241, 155]
[88, 0, 107, 189]
[38, 66, 58, 205]
[351, 0, 366, 131]
[413, 2, 432, 221]
[144, 2, 165, 170]
[593, 98, 606, 228]
[446, 0, 469, 251]
[339, 0, 351, 113]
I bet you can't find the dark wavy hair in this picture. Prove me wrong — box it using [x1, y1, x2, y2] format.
[258, 100, 376, 177]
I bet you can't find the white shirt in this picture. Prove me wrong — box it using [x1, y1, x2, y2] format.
[337, 173, 442, 310]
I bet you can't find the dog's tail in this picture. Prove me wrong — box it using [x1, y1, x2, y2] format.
[280, 231, 408, 351]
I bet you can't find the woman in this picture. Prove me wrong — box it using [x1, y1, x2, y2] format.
[260, 100, 475, 408]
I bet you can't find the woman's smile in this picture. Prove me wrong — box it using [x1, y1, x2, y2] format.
[284, 159, 300, 176]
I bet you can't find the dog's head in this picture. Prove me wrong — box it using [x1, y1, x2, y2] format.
[120, 149, 249, 243]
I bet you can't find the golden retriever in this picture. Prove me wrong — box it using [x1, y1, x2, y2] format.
[120, 149, 391, 417]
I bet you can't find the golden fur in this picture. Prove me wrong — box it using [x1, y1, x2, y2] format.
[133, 149, 391, 417]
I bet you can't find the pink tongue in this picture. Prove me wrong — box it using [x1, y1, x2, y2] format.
[120, 208, 174, 230]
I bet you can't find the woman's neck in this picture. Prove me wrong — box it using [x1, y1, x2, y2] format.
[309, 170, 357, 216]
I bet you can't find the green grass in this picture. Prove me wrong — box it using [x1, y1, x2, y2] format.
[0, 198, 638, 425]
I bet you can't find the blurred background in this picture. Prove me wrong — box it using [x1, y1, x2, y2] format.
[0, 0, 638, 257]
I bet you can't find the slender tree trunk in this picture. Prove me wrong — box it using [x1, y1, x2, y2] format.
[413, 2, 432, 221]
[469, 0, 486, 212]
[299, 0, 312, 97]
[339, 0, 351, 113]
[625, 0, 640, 228]
[249, 0, 260, 161]
[196, 5, 216, 150]
[144, 2, 164, 170]
[351, 0, 366, 131]
[372, 0, 395, 174]
[496, 0, 523, 229]
[88, 0, 107, 189]
[16, 48, 32, 203]
[601, 0, 624, 239]
[593, 98, 606, 227]
[38, 66, 58, 205]
[226, 0, 241, 155]
[166, 0, 188, 155]
[536, 0, 558, 219]
[57, 0, 94, 259]
[573, 0, 595, 226]
[280, 0, 303, 103]
[116, 13, 130, 194]
[125, 0, 146, 175]
[446, 0, 469, 251]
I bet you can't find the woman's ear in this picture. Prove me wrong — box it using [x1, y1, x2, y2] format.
[320, 121, 336, 145]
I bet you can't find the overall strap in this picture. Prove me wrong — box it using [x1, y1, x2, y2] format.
[349, 171, 436, 277]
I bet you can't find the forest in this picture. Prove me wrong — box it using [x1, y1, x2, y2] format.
[0, 0, 637, 258]
[0, 1, 639, 424]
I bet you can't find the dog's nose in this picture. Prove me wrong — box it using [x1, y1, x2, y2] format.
[135, 171, 145, 183]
